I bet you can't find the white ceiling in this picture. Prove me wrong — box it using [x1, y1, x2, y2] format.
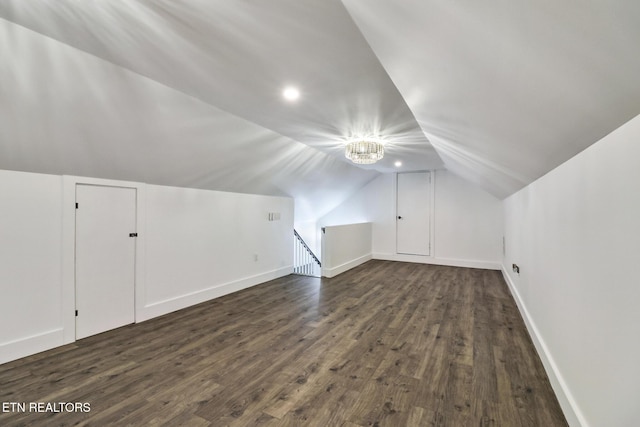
[0, 17, 378, 223]
[342, 0, 640, 197]
[1, 0, 639, 212]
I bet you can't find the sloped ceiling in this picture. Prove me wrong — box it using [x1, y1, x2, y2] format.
[342, 0, 640, 197]
[2, 1, 640, 213]
[0, 17, 378, 222]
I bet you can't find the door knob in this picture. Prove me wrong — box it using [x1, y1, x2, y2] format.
[397, 216, 403, 219]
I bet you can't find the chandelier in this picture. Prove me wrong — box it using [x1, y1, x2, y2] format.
[345, 140, 384, 164]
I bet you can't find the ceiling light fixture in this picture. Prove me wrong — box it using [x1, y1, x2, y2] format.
[394, 161, 402, 167]
[345, 140, 384, 164]
[282, 86, 300, 101]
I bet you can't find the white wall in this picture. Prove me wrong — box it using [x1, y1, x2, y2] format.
[321, 223, 372, 278]
[0, 170, 294, 364]
[502, 114, 640, 427]
[141, 184, 293, 320]
[434, 171, 502, 264]
[0, 170, 63, 363]
[319, 170, 502, 269]
[318, 173, 396, 256]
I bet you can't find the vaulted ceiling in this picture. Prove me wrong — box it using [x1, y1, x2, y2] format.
[2, 1, 639, 221]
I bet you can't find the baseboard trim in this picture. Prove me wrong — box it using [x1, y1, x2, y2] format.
[373, 253, 500, 270]
[322, 253, 372, 278]
[0, 328, 64, 365]
[501, 266, 586, 427]
[137, 266, 293, 322]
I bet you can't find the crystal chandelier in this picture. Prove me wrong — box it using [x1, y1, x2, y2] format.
[345, 140, 384, 164]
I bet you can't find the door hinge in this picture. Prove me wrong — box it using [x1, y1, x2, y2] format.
[129, 233, 138, 237]
[75, 202, 78, 209]
[75, 310, 78, 317]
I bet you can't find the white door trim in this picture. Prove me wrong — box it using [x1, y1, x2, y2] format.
[61, 176, 146, 344]
[396, 171, 432, 256]
[75, 184, 136, 339]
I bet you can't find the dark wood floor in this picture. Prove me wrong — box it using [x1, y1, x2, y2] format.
[0, 261, 567, 426]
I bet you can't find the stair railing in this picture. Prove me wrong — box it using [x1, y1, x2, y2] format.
[293, 230, 321, 277]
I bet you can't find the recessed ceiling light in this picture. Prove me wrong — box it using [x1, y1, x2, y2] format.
[394, 161, 402, 167]
[283, 86, 300, 101]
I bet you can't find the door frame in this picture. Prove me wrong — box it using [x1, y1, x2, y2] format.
[395, 171, 435, 257]
[74, 183, 137, 339]
[61, 176, 146, 345]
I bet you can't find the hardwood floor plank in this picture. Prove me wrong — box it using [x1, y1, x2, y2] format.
[346, 375, 418, 427]
[0, 261, 568, 426]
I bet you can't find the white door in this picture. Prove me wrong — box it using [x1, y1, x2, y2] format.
[397, 172, 431, 256]
[75, 184, 136, 339]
